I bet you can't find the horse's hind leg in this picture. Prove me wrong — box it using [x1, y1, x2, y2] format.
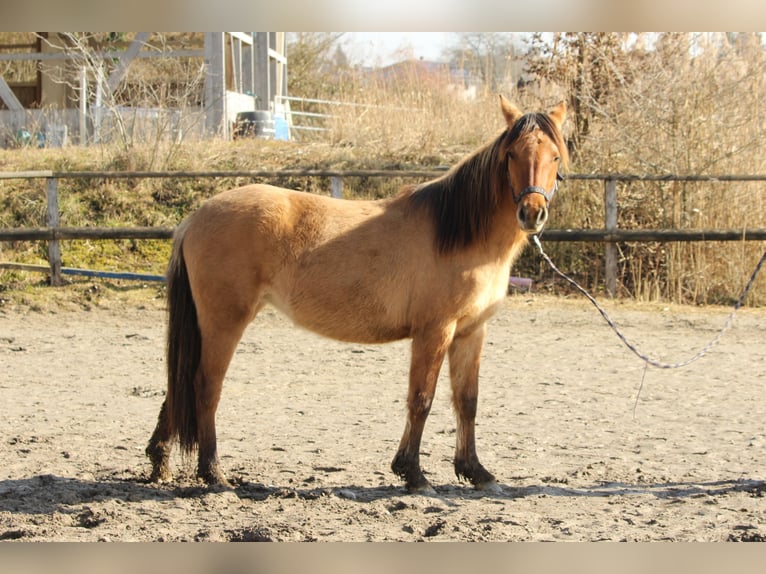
[391, 326, 453, 493]
[146, 399, 173, 482]
[449, 324, 497, 490]
[194, 309, 256, 485]
[146, 314, 251, 486]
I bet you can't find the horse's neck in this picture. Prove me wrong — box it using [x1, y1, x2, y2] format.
[486, 197, 527, 261]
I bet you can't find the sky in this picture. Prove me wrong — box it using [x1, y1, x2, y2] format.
[340, 32, 457, 66]
[340, 32, 766, 67]
[339, 32, 534, 67]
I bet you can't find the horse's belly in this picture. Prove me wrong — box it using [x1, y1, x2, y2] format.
[263, 291, 410, 344]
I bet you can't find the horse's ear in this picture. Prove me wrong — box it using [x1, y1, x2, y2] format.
[547, 101, 567, 130]
[499, 94, 523, 127]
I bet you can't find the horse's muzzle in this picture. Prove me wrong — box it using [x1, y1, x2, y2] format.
[517, 201, 548, 233]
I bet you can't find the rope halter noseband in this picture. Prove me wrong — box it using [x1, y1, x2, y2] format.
[508, 169, 564, 204]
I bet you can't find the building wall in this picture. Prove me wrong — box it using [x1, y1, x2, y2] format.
[39, 33, 69, 109]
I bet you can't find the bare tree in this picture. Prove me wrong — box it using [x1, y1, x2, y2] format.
[445, 33, 520, 93]
[286, 33, 347, 98]
[526, 32, 629, 160]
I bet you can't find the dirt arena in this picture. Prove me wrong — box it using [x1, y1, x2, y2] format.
[1, 293, 764, 542]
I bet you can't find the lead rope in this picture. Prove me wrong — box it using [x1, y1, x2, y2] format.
[531, 235, 766, 371]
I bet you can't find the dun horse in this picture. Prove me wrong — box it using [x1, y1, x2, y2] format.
[146, 96, 568, 493]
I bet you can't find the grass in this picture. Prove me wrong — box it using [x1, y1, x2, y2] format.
[1, 61, 765, 309]
[0, 271, 166, 313]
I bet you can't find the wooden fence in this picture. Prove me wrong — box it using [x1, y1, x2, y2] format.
[1, 170, 765, 295]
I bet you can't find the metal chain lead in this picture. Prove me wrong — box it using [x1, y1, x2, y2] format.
[532, 235, 766, 370]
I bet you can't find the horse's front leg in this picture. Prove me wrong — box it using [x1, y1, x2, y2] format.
[449, 323, 497, 490]
[391, 325, 454, 493]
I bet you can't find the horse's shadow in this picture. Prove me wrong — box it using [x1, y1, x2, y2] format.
[266, 477, 765, 505]
[1, 471, 763, 518]
[495, 478, 766, 501]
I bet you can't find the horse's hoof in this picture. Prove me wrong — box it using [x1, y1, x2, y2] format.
[200, 469, 231, 488]
[203, 476, 232, 488]
[149, 467, 173, 483]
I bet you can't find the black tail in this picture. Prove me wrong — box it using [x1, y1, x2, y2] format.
[165, 240, 201, 455]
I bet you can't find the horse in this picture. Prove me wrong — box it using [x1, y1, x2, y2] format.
[146, 96, 568, 493]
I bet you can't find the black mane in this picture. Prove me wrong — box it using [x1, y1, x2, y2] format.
[408, 112, 566, 254]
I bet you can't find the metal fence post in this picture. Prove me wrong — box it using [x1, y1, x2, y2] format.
[604, 178, 618, 298]
[330, 176, 343, 199]
[45, 177, 62, 286]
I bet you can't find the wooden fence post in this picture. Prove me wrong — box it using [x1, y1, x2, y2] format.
[46, 177, 62, 286]
[604, 178, 618, 298]
[330, 176, 343, 199]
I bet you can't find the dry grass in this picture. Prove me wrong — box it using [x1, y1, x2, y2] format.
[1, 36, 765, 308]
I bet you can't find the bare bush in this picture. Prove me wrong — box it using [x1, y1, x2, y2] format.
[524, 32, 766, 304]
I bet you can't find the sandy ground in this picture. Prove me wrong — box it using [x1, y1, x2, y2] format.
[0, 293, 764, 542]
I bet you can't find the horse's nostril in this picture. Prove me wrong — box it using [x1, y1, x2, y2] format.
[518, 204, 548, 230]
[538, 206, 548, 226]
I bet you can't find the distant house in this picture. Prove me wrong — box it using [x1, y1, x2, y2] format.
[372, 59, 482, 100]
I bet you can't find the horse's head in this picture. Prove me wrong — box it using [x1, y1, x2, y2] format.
[499, 96, 568, 234]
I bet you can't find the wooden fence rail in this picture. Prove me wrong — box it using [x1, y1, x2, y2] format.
[4, 226, 766, 244]
[1, 170, 765, 292]
[0, 227, 175, 241]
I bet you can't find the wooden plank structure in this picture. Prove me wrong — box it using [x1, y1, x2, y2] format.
[0, 76, 24, 111]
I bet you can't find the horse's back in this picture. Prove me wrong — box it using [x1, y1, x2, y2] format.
[189, 183, 388, 238]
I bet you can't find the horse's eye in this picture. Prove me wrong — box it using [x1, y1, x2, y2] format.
[553, 156, 561, 162]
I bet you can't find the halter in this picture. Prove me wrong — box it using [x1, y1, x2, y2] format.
[508, 169, 564, 204]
